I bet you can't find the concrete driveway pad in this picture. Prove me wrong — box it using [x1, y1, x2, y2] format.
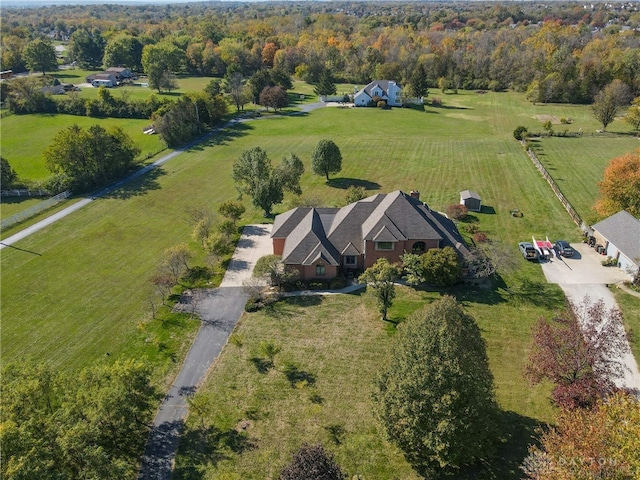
[541, 242, 631, 285]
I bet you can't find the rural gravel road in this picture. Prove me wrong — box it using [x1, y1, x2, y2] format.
[137, 224, 273, 480]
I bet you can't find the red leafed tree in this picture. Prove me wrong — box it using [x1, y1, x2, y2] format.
[525, 296, 628, 409]
[594, 149, 640, 218]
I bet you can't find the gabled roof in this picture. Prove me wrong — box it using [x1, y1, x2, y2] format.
[592, 210, 640, 264]
[280, 209, 340, 266]
[273, 190, 471, 265]
[460, 190, 481, 200]
[355, 80, 400, 99]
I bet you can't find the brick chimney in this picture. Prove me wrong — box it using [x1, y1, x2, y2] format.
[410, 190, 420, 200]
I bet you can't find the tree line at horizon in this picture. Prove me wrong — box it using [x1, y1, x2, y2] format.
[2, 1, 640, 106]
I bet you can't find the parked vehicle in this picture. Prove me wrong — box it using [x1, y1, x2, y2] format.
[518, 242, 538, 260]
[554, 240, 574, 257]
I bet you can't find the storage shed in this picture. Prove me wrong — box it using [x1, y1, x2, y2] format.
[460, 190, 482, 212]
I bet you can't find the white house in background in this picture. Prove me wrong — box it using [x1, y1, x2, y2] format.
[354, 80, 402, 107]
[591, 210, 640, 277]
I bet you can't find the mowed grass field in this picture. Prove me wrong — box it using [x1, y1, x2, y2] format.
[2, 88, 635, 476]
[0, 88, 615, 379]
[1, 113, 165, 181]
[173, 288, 557, 480]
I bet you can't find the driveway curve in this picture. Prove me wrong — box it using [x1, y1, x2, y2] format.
[137, 224, 272, 480]
[541, 243, 640, 391]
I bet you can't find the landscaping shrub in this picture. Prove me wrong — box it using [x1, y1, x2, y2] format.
[446, 203, 468, 220]
[513, 125, 528, 141]
[474, 232, 488, 243]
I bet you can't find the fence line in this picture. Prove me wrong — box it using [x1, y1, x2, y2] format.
[1, 191, 71, 230]
[1, 189, 49, 197]
[521, 141, 588, 232]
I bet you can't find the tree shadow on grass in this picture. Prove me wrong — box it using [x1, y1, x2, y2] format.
[190, 122, 254, 151]
[449, 275, 510, 306]
[504, 278, 565, 310]
[282, 362, 316, 388]
[249, 357, 273, 373]
[102, 166, 165, 200]
[174, 425, 255, 480]
[454, 410, 542, 480]
[326, 177, 381, 190]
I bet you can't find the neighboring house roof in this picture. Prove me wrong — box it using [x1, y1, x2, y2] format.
[460, 190, 481, 200]
[354, 80, 401, 102]
[592, 210, 640, 265]
[273, 190, 471, 265]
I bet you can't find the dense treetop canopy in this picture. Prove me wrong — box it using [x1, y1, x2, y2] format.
[3, 2, 640, 104]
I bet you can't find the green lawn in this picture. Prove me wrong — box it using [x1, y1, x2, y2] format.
[0, 89, 611, 373]
[1, 113, 166, 182]
[612, 286, 640, 364]
[2, 88, 630, 477]
[531, 135, 639, 224]
[174, 288, 556, 479]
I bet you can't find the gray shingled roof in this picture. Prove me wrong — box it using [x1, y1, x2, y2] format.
[355, 80, 399, 99]
[592, 210, 640, 264]
[460, 190, 481, 200]
[273, 190, 471, 265]
[280, 209, 340, 266]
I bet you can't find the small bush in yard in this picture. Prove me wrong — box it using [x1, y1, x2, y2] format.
[474, 232, 488, 243]
[446, 204, 468, 220]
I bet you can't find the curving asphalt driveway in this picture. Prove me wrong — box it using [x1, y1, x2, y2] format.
[540, 242, 640, 391]
[137, 224, 272, 480]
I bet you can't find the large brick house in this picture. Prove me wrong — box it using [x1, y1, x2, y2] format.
[271, 190, 470, 281]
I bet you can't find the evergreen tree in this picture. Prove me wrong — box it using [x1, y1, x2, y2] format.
[313, 69, 337, 97]
[374, 296, 500, 476]
[410, 63, 429, 98]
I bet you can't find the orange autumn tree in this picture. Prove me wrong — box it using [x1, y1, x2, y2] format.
[594, 149, 640, 218]
[521, 391, 640, 480]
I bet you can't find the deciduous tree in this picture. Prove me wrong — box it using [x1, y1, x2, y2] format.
[311, 139, 342, 181]
[225, 71, 250, 112]
[24, 37, 57, 75]
[359, 258, 401, 321]
[44, 124, 140, 192]
[525, 296, 628, 409]
[259, 85, 288, 111]
[232, 147, 304, 217]
[625, 97, 640, 130]
[522, 392, 640, 480]
[374, 296, 500, 476]
[141, 42, 185, 93]
[279, 443, 346, 480]
[68, 28, 105, 69]
[218, 200, 245, 227]
[421, 246, 461, 286]
[591, 79, 633, 130]
[102, 33, 143, 71]
[594, 149, 640, 218]
[1, 360, 157, 480]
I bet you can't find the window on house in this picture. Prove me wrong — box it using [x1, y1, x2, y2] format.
[412, 241, 426, 253]
[316, 264, 326, 275]
[376, 241, 394, 251]
[344, 256, 356, 265]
